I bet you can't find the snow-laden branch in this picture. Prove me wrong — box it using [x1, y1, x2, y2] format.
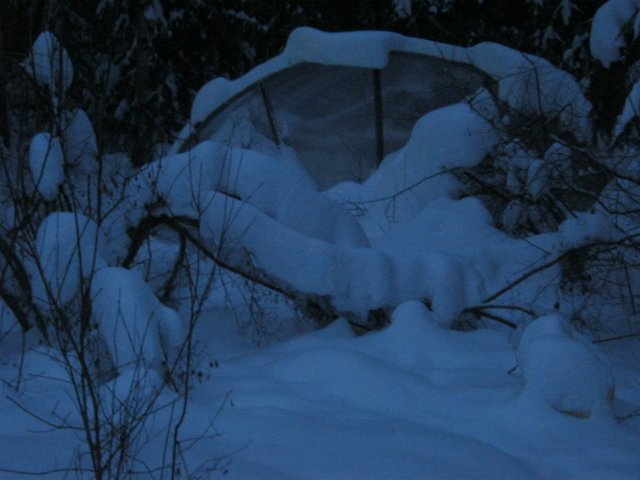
[590, 0, 640, 68]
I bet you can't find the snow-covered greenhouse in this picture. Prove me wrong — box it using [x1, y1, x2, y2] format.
[175, 27, 590, 190]
[175, 28, 489, 189]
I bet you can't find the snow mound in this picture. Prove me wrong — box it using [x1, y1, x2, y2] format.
[62, 108, 98, 167]
[615, 79, 640, 137]
[557, 212, 616, 248]
[590, 0, 640, 68]
[132, 236, 181, 294]
[220, 148, 368, 247]
[377, 301, 441, 367]
[516, 315, 615, 418]
[29, 133, 64, 200]
[22, 31, 74, 94]
[136, 140, 369, 248]
[190, 27, 466, 126]
[331, 101, 500, 236]
[91, 267, 184, 372]
[359, 300, 517, 374]
[393, 0, 412, 18]
[200, 192, 482, 324]
[100, 367, 165, 421]
[30, 212, 107, 309]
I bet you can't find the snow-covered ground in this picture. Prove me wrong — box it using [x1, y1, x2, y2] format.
[1, 303, 639, 478]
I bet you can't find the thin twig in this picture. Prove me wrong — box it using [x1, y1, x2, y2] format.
[593, 332, 640, 344]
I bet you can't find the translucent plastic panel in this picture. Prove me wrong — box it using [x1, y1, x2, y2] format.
[195, 86, 274, 148]
[193, 54, 485, 190]
[264, 63, 377, 187]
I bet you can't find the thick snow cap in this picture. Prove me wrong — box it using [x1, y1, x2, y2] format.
[29, 133, 64, 200]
